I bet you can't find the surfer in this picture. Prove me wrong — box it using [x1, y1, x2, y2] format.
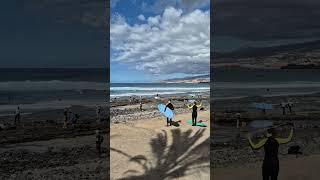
[248, 125, 293, 180]
[165, 100, 174, 126]
[187, 101, 202, 126]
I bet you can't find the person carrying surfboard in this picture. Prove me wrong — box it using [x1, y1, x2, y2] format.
[165, 100, 174, 126]
[187, 101, 202, 126]
[247, 125, 294, 180]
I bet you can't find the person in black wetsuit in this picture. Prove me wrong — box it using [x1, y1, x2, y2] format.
[248, 126, 293, 180]
[164, 100, 174, 126]
[187, 101, 202, 126]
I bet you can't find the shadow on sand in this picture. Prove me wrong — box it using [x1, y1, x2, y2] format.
[111, 128, 209, 180]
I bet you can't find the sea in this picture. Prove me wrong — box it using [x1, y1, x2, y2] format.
[110, 83, 210, 98]
[0, 68, 209, 115]
[0, 68, 108, 114]
[213, 69, 320, 100]
[1, 68, 320, 114]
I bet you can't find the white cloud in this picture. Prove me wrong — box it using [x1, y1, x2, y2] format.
[111, 7, 210, 75]
[137, 14, 146, 21]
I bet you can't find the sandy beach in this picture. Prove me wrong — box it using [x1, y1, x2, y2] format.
[211, 92, 320, 179]
[0, 105, 109, 179]
[110, 102, 210, 180]
[213, 154, 320, 180]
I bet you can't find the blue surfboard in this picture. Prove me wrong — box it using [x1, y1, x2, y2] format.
[158, 104, 174, 119]
[252, 103, 273, 110]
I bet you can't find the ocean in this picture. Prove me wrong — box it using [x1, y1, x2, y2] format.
[213, 69, 320, 100]
[2, 68, 320, 114]
[110, 83, 210, 98]
[0, 68, 108, 114]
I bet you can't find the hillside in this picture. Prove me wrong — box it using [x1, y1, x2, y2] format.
[213, 40, 320, 69]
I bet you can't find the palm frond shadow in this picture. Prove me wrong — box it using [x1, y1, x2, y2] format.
[111, 128, 209, 180]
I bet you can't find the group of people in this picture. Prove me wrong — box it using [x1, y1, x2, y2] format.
[163, 99, 203, 127]
[63, 108, 80, 129]
[280, 101, 294, 115]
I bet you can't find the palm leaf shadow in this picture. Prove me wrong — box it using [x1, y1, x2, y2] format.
[111, 128, 209, 180]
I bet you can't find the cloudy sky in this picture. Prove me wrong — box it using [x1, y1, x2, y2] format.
[0, 0, 107, 68]
[110, 0, 210, 83]
[213, 0, 320, 52]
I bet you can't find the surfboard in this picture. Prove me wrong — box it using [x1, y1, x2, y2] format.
[186, 119, 206, 127]
[158, 104, 174, 119]
[248, 123, 293, 143]
[188, 100, 195, 103]
[252, 103, 273, 110]
[249, 120, 273, 128]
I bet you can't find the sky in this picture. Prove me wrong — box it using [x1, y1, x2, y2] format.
[0, 0, 107, 68]
[110, 0, 210, 83]
[213, 0, 320, 53]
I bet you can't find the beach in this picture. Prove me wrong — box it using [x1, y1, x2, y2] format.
[110, 95, 210, 180]
[211, 92, 320, 179]
[0, 68, 110, 179]
[0, 105, 109, 179]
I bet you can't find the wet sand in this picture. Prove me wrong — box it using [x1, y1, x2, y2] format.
[0, 105, 109, 179]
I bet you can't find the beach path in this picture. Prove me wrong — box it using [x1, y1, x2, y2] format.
[110, 111, 210, 180]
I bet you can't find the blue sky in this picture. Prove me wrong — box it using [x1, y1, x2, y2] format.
[110, 0, 210, 83]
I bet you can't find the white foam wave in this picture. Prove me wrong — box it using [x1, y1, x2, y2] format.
[110, 90, 209, 97]
[214, 81, 320, 89]
[110, 86, 209, 91]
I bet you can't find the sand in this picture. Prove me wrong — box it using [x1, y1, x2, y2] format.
[211, 93, 320, 179]
[0, 105, 109, 179]
[110, 110, 210, 180]
[213, 154, 320, 180]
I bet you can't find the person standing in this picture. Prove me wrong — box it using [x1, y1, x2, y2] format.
[287, 101, 293, 113]
[281, 102, 286, 115]
[14, 106, 21, 126]
[96, 129, 104, 157]
[164, 100, 174, 126]
[187, 101, 202, 126]
[248, 126, 293, 180]
[235, 112, 241, 129]
[96, 105, 101, 123]
[139, 96, 143, 111]
[63, 108, 68, 128]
